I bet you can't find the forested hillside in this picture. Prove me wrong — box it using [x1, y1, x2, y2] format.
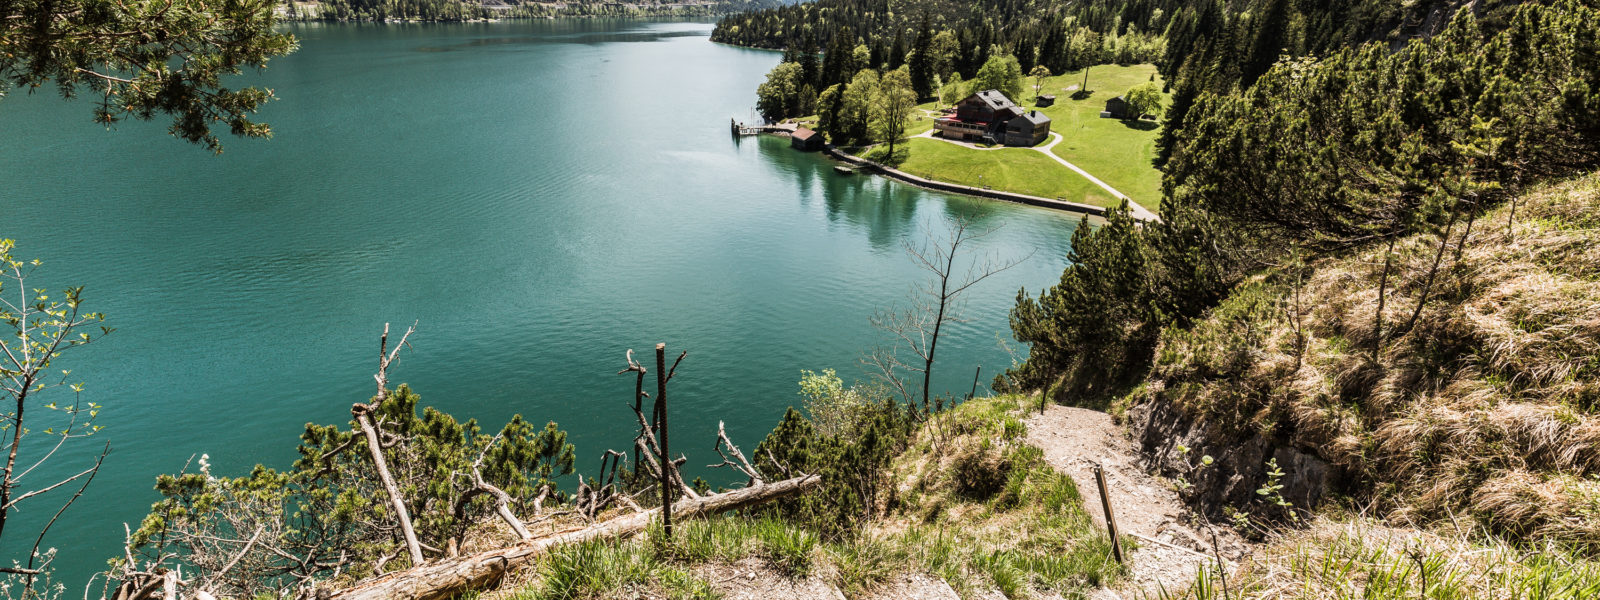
[711, 0, 1532, 79]
[1005, 0, 1600, 546]
[286, 0, 786, 23]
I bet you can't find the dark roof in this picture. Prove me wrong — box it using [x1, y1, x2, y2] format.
[792, 128, 819, 141]
[970, 89, 1019, 111]
[1011, 110, 1051, 125]
[1106, 96, 1128, 105]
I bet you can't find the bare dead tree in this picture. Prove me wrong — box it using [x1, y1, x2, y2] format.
[867, 216, 1028, 414]
[1401, 197, 1463, 336]
[616, 350, 649, 484]
[574, 450, 629, 521]
[0, 242, 113, 596]
[355, 322, 425, 567]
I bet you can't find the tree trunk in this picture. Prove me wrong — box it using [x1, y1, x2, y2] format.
[1292, 263, 1305, 373]
[326, 474, 823, 600]
[1403, 201, 1461, 335]
[1372, 237, 1397, 361]
[355, 407, 425, 567]
[654, 343, 671, 540]
[1451, 209, 1478, 266]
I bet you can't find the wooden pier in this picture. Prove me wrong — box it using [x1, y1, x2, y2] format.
[730, 119, 798, 137]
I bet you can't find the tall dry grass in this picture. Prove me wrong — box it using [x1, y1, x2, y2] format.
[1160, 516, 1600, 599]
[1143, 172, 1600, 549]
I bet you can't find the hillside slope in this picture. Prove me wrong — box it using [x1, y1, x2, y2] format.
[1121, 172, 1600, 550]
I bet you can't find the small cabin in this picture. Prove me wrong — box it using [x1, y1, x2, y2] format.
[1100, 96, 1130, 119]
[1035, 94, 1055, 107]
[790, 127, 825, 151]
[1004, 111, 1052, 147]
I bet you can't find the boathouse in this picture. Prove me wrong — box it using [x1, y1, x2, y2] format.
[791, 128, 825, 151]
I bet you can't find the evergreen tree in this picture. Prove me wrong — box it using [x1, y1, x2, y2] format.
[1242, 0, 1290, 87]
[908, 15, 936, 99]
[2, 0, 296, 151]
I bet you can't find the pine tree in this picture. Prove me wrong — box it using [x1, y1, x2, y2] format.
[908, 14, 936, 99]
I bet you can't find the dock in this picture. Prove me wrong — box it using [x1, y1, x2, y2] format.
[730, 119, 799, 137]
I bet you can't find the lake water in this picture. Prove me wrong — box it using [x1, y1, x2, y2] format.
[0, 19, 1081, 585]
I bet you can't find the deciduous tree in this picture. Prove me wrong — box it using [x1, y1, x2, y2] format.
[1029, 65, 1052, 101]
[1124, 82, 1164, 119]
[972, 54, 1023, 101]
[875, 67, 917, 155]
[0, 240, 112, 596]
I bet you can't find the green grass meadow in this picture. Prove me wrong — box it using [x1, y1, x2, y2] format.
[868, 138, 1118, 208]
[882, 64, 1168, 212]
[1027, 64, 1167, 210]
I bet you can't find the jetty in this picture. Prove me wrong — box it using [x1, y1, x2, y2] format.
[730, 119, 799, 137]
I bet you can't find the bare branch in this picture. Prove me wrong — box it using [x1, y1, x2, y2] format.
[707, 421, 764, 486]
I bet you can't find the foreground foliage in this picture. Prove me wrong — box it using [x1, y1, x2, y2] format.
[1139, 174, 1600, 550]
[488, 394, 1123, 599]
[125, 385, 576, 597]
[1, 0, 297, 151]
[1171, 517, 1600, 600]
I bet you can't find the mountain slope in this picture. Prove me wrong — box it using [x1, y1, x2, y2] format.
[1123, 171, 1600, 550]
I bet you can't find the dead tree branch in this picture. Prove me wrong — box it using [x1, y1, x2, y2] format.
[357, 322, 424, 568]
[327, 473, 823, 600]
[708, 421, 764, 486]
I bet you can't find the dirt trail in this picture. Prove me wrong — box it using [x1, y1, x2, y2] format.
[1024, 405, 1248, 598]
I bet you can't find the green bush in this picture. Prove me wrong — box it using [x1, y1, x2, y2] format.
[754, 382, 914, 539]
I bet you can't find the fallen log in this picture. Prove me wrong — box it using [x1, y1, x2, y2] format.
[326, 473, 821, 600]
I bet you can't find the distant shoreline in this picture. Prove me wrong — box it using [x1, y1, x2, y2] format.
[276, 2, 734, 23]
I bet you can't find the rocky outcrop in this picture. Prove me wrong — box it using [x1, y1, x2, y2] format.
[1125, 398, 1343, 525]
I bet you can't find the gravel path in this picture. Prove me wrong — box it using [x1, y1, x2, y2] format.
[1024, 404, 1248, 598]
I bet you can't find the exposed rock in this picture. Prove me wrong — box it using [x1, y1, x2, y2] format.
[1125, 397, 1344, 527]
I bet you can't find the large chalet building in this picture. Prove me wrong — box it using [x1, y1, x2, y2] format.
[934, 90, 1052, 147]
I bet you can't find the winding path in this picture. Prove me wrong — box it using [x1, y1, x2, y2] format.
[1023, 404, 1248, 598]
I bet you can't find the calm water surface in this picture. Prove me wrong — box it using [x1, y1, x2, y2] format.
[0, 19, 1080, 584]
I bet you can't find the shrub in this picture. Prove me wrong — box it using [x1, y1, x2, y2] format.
[951, 440, 1012, 500]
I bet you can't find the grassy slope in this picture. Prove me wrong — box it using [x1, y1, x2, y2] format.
[1130, 172, 1600, 551]
[483, 396, 1122, 599]
[1180, 516, 1600, 599]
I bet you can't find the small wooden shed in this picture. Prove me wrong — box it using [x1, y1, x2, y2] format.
[1035, 94, 1055, 107]
[791, 128, 825, 151]
[1101, 96, 1129, 119]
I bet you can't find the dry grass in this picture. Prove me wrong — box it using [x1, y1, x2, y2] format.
[1142, 172, 1600, 549]
[1161, 516, 1600, 599]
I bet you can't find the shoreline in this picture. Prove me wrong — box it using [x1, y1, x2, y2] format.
[276, 7, 730, 23]
[821, 145, 1145, 221]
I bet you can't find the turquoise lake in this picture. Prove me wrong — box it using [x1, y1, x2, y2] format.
[0, 19, 1082, 584]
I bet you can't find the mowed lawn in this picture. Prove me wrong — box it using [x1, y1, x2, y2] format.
[875, 138, 1118, 207]
[1027, 64, 1167, 210]
[890, 63, 1168, 212]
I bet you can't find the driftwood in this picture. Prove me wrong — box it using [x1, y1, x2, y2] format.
[326, 473, 821, 600]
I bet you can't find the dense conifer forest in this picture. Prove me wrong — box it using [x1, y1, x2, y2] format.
[285, 0, 787, 23]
